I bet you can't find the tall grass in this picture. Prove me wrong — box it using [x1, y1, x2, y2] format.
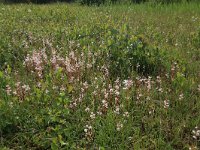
[0, 3, 200, 149]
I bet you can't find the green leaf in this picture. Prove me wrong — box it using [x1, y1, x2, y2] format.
[0, 71, 3, 78]
[67, 85, 73, 93]
[51, 142, 59, 150]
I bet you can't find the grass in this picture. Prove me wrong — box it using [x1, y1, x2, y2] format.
[0, 2, 200, 149]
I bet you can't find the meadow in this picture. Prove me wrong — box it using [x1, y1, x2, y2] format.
[0, 2, 200, 149]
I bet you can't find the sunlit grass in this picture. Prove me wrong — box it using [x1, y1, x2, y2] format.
[0, 2, 199, 149]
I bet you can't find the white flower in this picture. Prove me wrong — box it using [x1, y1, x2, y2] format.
[84, 129, 88, 133]
[192, 126, 200, 140]
[179, 93, 184, 100]
[114, 106, 120, 114]
[22, 84, 30, 92]
[123, 112, 129, 118]
[123, 79, 133, 90]
[85, 107, 90, 112]
[6, 85, 12, 95]
[116, 122, 123, 131]
[164, 100, 170, 108]
[158, 88, 163, 93]
[90, 112, 96, 119]
[115, 91, 120, 96]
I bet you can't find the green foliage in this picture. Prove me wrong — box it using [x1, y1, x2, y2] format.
[106, 30, 168, 78]
[77, 0, 199, 5]
[3, 0, 199, 4]
[0, 3, 200, 150]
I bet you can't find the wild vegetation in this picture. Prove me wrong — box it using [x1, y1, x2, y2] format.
[2, 0, 200, 5]
[0, 2, 200, 150]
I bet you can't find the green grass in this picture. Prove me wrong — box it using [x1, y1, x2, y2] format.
[0, 2, 200, 149]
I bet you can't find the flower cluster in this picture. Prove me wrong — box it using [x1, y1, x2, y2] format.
[5, 84, 12, 95]
[13, 82, 30, 101]
[116, 122, 123, 131]
[123, 79, 133, 90]
[24, 49, 47, 79]
[164, 100, 170, 109]
[84, 125, 93, 141]
[192, 126, 200, 140]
